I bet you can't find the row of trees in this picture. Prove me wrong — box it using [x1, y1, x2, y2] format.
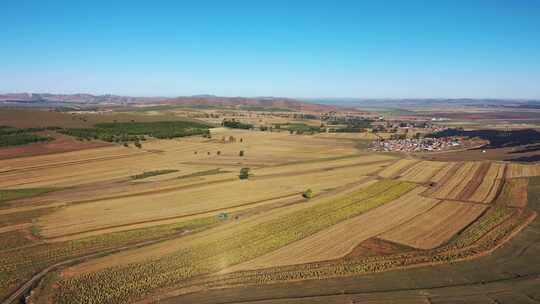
[59, 121, 211, 143]
[222, 120, 254, 129]
[0, 126, 52, 147]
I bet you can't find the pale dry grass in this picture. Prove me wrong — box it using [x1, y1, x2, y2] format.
[380, 200, 487, 249]
[223, 187, 438, 272]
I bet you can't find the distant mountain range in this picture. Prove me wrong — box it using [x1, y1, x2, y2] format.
[0, 93, 162, 104]
[0, 93, 346, 112]
[2, 93, 539, 111]
[303, 98, 540, 109]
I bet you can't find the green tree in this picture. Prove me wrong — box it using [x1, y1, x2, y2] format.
[302, 189, 314, 199]
[239, 150, 244, 157]
[239, 167, 250, 180]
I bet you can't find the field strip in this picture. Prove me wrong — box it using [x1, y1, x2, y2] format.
[378, 159, 419, 179]
[506, 163, 540, 178]
[250, 159, 393, 180]
[455, 162, 490, 201]
[0, 203, 65, 216]
[0, 223, 32, 233]
[468, 163, 506, 203]
[46, 176, 379, 242]
[2, 159, 389, 207]
[495, 178, 528, 207]
[38, 164, 386, 238]
[380, 200, 487, 249]
[0, 150, 148, 175]
[398, 161, 450, 184]
[430, 162, 477, 200]
[223, 186, 438, 272]
[43, 191, 305, 242]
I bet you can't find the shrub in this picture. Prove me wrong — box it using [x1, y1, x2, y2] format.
[239, 168, 250, 179]
[302, 189, 314, 199]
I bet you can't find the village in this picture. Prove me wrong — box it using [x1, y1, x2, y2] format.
[370, 136, 463, 152]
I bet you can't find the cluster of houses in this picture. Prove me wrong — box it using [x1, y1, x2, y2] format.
[371, 136, 462, 152]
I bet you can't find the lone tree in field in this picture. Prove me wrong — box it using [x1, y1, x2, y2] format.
[239, 150, 244, 157]
[217, 150, 221, 155]
[239, 167, 250, 180]
[134, 141, 142, 149]
[302, 189, 314, 199]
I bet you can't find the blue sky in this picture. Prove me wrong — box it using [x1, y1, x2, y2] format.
[1, 0, 539, 98]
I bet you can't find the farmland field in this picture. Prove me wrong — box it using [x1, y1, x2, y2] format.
[0, 108, 538, 304]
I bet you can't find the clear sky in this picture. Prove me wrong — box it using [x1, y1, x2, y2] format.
[1, 0, 539, 98]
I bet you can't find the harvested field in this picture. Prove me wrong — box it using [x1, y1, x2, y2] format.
[1, 109, 537, 304]
[506, 163, 540, 178]
[495, 178, 529, 207]
[377, 159, 419, 179]
[224, 186, 435, 272]
[430, 162, 479, 200]
[430, 161, 461, 183]
[0, 130, 363, 189]
[398, 161, 450, 183]
[0, 132, 112, 160]
[380, 200, 487, 249]
[56, 181, 415, 304]
[429, 162, 504, 203]
[454, 162, 491, 200]
[467, 163, 505, 203]
[38, 163, 386, 239]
